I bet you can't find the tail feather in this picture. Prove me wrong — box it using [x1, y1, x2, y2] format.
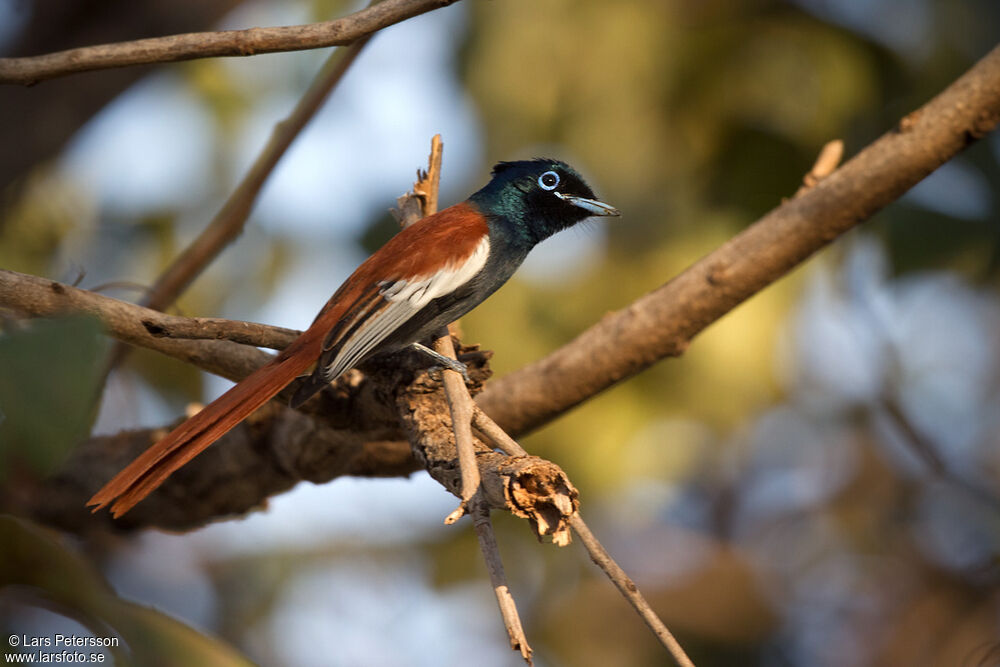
[88, 340, 319, 517]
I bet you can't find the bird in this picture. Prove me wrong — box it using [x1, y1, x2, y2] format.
[88, 158, 619, 517]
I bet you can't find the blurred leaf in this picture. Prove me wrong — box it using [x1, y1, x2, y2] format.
[0, 316, 107, 480]
[124, 345, 205, 409]
[0, 515, 254, 666]
[0, 170, 95, 276]
[708, 126, 808, 217]
[184, 58, 252, 136]
[882, 203, 998, 277]
[358, 210, 404, 255]
[309, 0, 351, 22]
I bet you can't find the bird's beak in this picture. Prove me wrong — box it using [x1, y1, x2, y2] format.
[555, 192, 621, 217]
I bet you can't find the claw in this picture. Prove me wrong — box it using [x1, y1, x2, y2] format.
[438, 356, 471, 382]
[410, 342, 470, 383]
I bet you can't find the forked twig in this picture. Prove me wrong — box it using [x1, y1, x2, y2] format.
[397, 138, 532, 661]
[397, 136, 482, 521]
[473, 404, 695, 666]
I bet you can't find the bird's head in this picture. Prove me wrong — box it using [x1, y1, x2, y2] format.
[470, 159, 619, 245]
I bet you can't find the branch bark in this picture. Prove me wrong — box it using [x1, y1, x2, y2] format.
[0, 0, 462, 85]
[0, 268, 277, 384]
[3, 44, 1000, 532]
[477, 43, 1000, 436]
[391, 138, 535, 663]
[0, 0, 244, 190]
[23, 405, 415, 533]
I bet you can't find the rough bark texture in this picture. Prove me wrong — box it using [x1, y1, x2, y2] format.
[393, 348, 578, 544]
[22, 403, 411, 533]
[0, 268, 280, 383]
[2, 44, 999, 533]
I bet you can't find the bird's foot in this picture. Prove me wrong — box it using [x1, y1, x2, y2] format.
[409, 342, 471, 382]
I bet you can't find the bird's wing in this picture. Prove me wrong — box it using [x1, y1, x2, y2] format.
[320, 234, 490, 380]
[295, 202, 492, 395]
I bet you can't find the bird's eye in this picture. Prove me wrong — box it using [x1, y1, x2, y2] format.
[538, 171, 560, 191]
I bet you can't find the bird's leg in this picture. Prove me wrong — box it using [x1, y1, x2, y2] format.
[410, 342, 471, 382]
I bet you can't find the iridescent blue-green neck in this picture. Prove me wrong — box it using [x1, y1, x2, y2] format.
[468, 158, 594, 248]
[469, 180, 542, 248]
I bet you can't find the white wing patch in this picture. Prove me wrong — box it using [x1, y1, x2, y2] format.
[323, 236, 490, 381]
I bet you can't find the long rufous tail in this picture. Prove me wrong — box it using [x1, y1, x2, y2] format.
[88, 335, 322, 517]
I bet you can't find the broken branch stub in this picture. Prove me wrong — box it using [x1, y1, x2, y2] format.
[393, 341, 578, 543]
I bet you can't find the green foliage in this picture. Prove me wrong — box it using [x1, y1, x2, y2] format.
[0, 316, 107, 480]
[0, 515, 254, 666]
[1, 0, 998, 664]
[0, 172, 95, 277]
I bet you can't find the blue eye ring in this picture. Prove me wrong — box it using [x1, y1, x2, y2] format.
[538, 171, 560, 191]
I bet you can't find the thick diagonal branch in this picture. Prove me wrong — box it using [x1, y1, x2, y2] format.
[477, 43, 1000, 436]
[3, 45, 1000, 532]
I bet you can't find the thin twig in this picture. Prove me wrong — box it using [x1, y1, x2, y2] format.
[397, 136, 482, 521]
[395, 138, 533, 660]
[473, 406, 527, 456]
[142, 37, 371, 313]
[569, 514, 696, 667]
[138, 315, 300, 350]
[438, 330, 482, 523]
[0, 0, 462, 85]
[472, 500, 534, 665]
[412, 136, 443, 216]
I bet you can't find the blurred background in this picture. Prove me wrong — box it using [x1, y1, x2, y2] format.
[2, 0, 1000, 665]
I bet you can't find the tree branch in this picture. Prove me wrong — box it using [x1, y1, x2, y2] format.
[3, 45, 999, 534]
[0, 0, 462, 85]
[472, 501, 534, 664]
[139, 34, 370, 315]
[22, 403, 416, 533]
[0, 268, 277, 384]
[137, 315, 299, 351]
[477, 43, 1000, 436]
[569, 514, 695, 667]
[392, 140, 534, 662]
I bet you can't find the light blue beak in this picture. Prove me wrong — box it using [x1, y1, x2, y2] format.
[555, 192, 621, 217]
